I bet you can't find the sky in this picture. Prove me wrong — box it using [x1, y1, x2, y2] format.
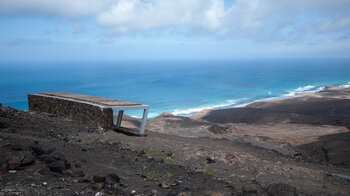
[0, 0, 350, 62]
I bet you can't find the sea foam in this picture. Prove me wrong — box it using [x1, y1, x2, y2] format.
[172, 100, 236, 116]
[234, 85, 326, 108]
[340, 82, 350, 88]
[172, 85, 328, 115]
[284, 85, 317, 97]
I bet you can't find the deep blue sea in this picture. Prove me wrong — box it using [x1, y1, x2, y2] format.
[1, 59, 350, 118]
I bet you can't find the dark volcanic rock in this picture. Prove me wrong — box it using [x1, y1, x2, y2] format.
[297, 131, 350, 167]
[47, 160, 66, 173]
[0, 162, 9, 172]
[74, 170, 85, 177]
[51, 153, 70, 168]
[206, 157, 215, 164]
[38, 167, 53, 176]
[78, 178, 90, 183]
[0, 156, 27, 171]
[90, 182, 105, 191]
[3, 143, 23, 151]
[1, 97, 350, 195]
[0, 122, 7, 129]
[202, 98, 350, 128]
[31, 143, 48, 156]
[93, 175, 106, 183]
[10, 144, 23, 151]
[64, 169, 85, 177]
[8, 157, 23, 170]
[208, 124, 229, 134]
[21, 154, 35, 166]
[39, 154, 56, 164]
[39, 153, 71, 169]
[267, 183, 297, 196]
[107, 173, 121, 183]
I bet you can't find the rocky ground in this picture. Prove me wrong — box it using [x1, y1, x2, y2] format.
[1, 87, 350, 195]
[144, 87, 350, 166]
[0, 106, 314, 196]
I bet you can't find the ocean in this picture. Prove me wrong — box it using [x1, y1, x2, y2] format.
[1, 59, 350, 118]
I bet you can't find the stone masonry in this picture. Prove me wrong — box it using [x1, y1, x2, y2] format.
[28, 94, 114, 129]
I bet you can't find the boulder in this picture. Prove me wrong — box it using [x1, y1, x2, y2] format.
[208, 125, 229, 134]
[0, 163, 8, 172]
[91, 182, 105, 191]
[51, 153, 70, 168]
[78, 178, 90, 183]
[107, 173, 121, 183]
[93, 175, 106, 183]
[38, 154, 56, 164]
[47, 160, 66, 173]
[225, 153, 235, 161]
[31, 144, 47, 156]
[39, 153, 71, 170]
[206, 157, 215, 164]
[64, 169, 85, 177]
[8, 158, 23, 170]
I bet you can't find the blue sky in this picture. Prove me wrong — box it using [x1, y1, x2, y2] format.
[0, 0, 350, 62]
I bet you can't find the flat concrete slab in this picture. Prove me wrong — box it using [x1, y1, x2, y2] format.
[39, 92, 141, 107]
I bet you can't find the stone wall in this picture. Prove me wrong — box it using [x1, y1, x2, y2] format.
[28, 94, 114, 130]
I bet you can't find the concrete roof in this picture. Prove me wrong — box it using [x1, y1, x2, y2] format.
[38, 92, 141, 107]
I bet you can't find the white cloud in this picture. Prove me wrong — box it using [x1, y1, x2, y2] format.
[0, 0, 113, 18]
[97, 0, 221, 34]
[215, 0, 350, 41]
[94, 0, 350, 42]
[1, 0, 350, 42]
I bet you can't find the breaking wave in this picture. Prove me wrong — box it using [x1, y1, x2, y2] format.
[340, 82, 350, 88]
[131, 82, 350, 118]
[171, 100, 236, 116]
[283, 85, 319, 97]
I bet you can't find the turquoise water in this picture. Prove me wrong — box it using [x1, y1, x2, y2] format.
[1, 59, 350, 118]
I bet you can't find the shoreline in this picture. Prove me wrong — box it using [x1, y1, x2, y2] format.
[141, 84, 350, 167]
[1, 84, 350, 195]
[1, 82, 350, 119]
[168, 83, 350, 118]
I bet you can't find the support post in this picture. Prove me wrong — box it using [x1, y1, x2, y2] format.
[139, 108, 149, 135]
[116, 110, 124, 128]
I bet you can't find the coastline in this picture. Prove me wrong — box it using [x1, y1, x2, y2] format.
[168, 82, 350, 117]
[1, 85, 350, 195]
[2, 59, 350, 117]
[141, 85, 350, 165]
